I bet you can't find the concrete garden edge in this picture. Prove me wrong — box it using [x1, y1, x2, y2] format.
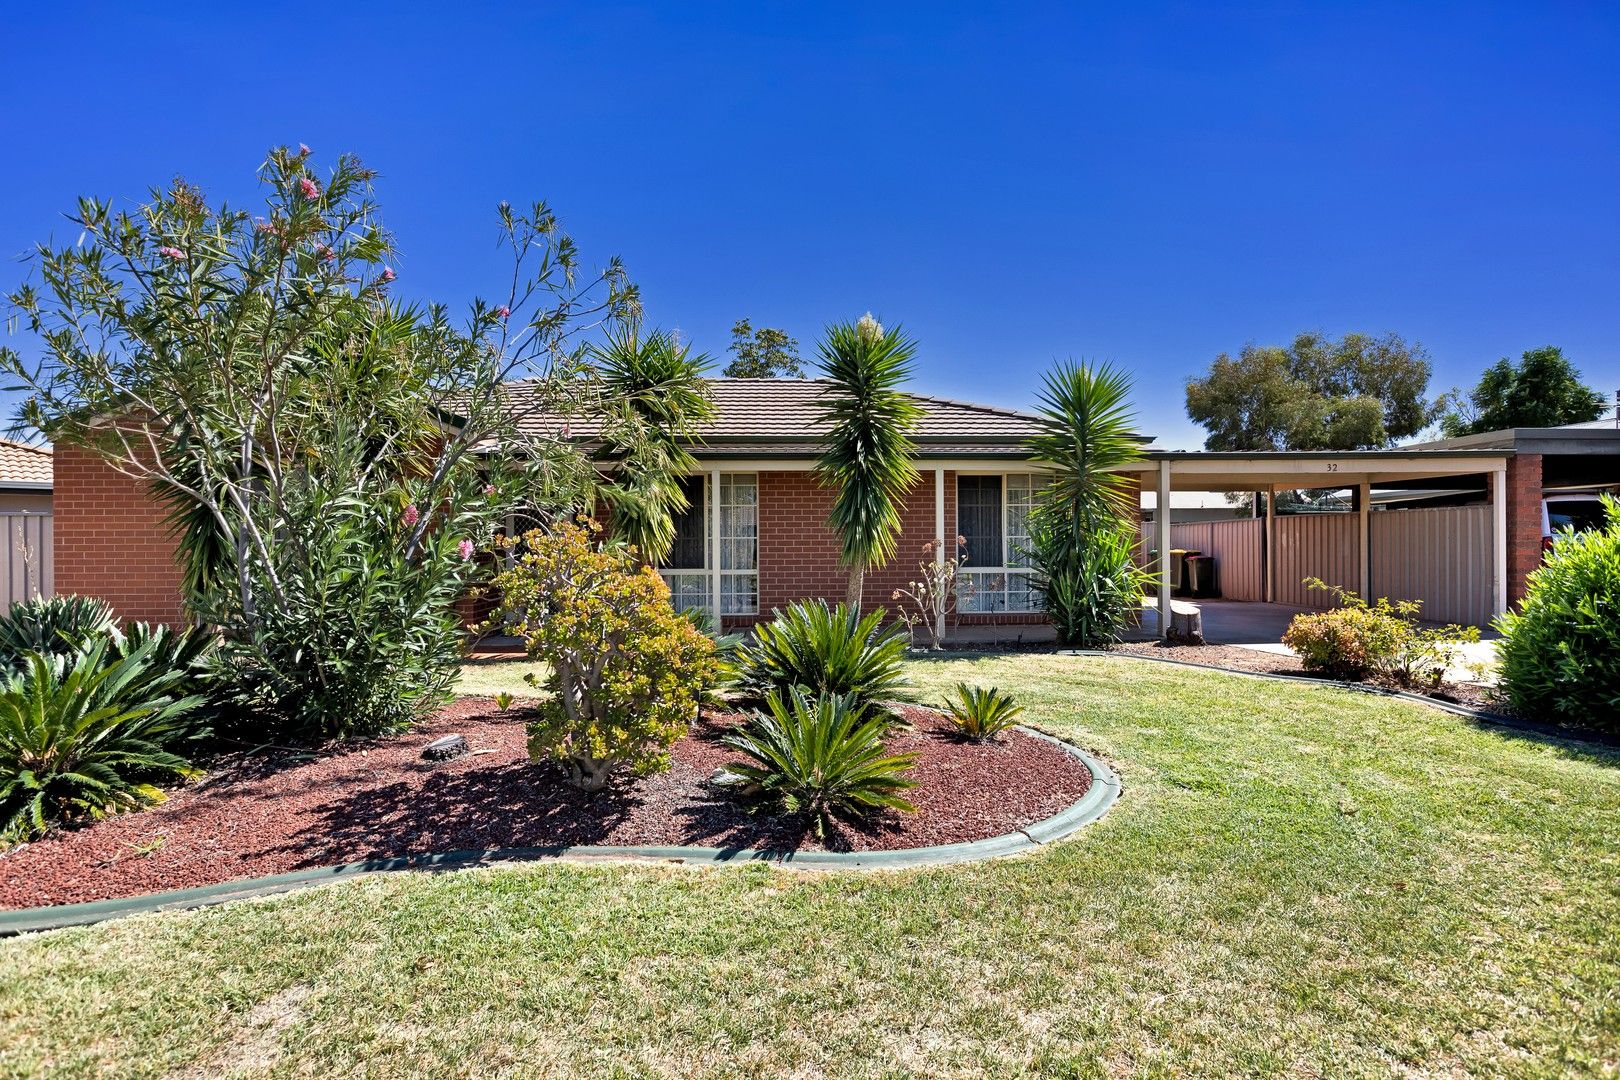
[0, 730, 1120, 937]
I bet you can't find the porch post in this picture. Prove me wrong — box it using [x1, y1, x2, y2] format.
[1492, 464, 1509, 616]
[1264, 485, 1276, 603]
[934, 467, 946, 643]
[1157, 459, 1172, 641]
[1358, 480, 1372, 600]
[709, 467, 722, 620]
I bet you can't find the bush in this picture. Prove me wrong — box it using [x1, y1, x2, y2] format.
[0, 596, 117, 664]
[115, 622, 218, 701]
[1496, 497, 1620, 731]
[492, 521, 718, 791]
[1030, 517, 1149, 648]
[720, 688, 916, 836]
[736, 600, 911, 714]
[1282, 579, 1479, 686]
[942, 683, 1024, 741]
[0, 640, 206, 841]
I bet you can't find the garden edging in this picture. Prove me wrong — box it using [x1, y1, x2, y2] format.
[0, 731, 1120, 937]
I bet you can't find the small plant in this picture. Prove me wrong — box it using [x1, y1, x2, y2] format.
[494, 691, 515, 711]
[721, 688, 917, 836]
[492, 521, 719, 792]
[0, 595, 117, 665]
[942, 683, 1023, 741]
[892, 538, 970, 650]
[736, 600, 911, 714]
[0, 641, 206, 842]
[1282, 579, 1479, 686]
[1496, 496, 1620, 731]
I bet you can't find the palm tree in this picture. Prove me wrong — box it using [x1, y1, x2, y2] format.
[1024, 360, 1148, 646]
[591, 328, 716, 564]
[814, 314, 923, 608]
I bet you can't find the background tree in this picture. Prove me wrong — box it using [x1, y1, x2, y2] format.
[0, 147, 644, 737]
[1437, 346, 1607, 436]
[814, 314, 922, 608]
[723, 318, 804, 378]
[1185, 331, 1435, 450]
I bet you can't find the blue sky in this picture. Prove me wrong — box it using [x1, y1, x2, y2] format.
[3, 2, 1617, 448]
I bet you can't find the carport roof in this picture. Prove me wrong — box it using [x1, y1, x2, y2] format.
[1117, 448, 1511, 491]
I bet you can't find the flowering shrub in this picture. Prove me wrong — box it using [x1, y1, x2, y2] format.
[892, 538, 970, 650]
[1282, 579, 1479, 686]
[491, 521, 718, 791]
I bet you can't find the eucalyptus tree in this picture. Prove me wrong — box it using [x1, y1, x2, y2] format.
[592, 327, 717, 563]
[814, 314, 923, 608]
[0, 146, 643, 736]
[1024, 361, 1149, 646]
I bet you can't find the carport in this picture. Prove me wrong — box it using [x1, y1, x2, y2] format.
[1118, 449, 1513, 641]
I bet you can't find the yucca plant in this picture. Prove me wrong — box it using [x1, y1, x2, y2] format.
[736, 600, 911, 714]
[942, 683, 1024, 742]
[721, 689, 917, 836]
[0, 595, 117, 665]
[814, 314, 923, 608]
[0, 641, 206, 842]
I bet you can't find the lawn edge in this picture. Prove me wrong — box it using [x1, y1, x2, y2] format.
[0, 732, 1119, 937]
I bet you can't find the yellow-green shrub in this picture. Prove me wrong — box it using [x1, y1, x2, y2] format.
[1282, 579, 1479, 686]
[491, 521, 718, 791]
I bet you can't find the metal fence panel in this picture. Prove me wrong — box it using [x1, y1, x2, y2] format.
[0, 514, 51, 605]
[1273, 514, 1359, 608]
[1370, 505, 1493, 627]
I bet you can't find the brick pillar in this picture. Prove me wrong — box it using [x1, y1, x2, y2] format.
[1504, 453, 1543, 606]
[52, 444, 187, 626]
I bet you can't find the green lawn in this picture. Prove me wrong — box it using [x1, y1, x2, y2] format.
[2, 654, 1616, 1078]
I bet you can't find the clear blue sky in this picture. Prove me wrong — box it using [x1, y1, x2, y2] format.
[4, 2, 1618, 448]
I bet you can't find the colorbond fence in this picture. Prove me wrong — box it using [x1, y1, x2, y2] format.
[0, 513, 52, 605]
[1369, 505, 1493, 627]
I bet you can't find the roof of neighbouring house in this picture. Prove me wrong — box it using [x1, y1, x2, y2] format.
[0, 440, 52, 490]
[492, 377, 1065, 459]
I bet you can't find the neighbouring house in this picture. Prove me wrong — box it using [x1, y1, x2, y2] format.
[0, 439, 54, 604]
[0, 439, 52, 514]
[46, 382, 1620, 639]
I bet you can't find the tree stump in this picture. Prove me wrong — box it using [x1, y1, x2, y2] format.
[1168, 602, 1205, 645]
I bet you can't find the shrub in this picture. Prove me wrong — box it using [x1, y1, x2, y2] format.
[1496, 497, 1620, 731]
[1030, 517, 1149, 648]
[942, 683, 1024, 741]
[0, 596, 117, 664]
[721, 688, 916, 836]
[0, 641, 206, 841]
[892, 538, 969, 650]
[492, 521, 718, 791]
[1282, 579, 1479, 686]
[736, 600, 911, 713]
[115, 622, 218, 701]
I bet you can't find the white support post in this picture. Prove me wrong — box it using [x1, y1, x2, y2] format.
[1492, 465, 1509, 616]
[1264, 485, 1276, 604]
[934, 467, 947, 644]
[710, 467, 722, 622]
[1157, 459, 1173, 640]
[1358, 480, 1372, 600]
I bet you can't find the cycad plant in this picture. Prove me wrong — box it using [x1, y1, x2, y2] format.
[942, 683, 1023, 741]
[592, 327, 717, 564]
[736, 600, 911, 714]
[814, 314, 923, 608]
[721, 688, 917, 836]
[0, 595, 117, 665]
[0, 641, 206, 841]
[1024, 361, 1150, 647]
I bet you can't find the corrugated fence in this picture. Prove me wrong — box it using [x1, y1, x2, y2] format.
[1370, 505, 1493, 627]
[0, 513, 51, 605]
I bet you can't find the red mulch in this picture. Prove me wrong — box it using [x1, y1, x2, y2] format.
[0, 700, 1091, 910]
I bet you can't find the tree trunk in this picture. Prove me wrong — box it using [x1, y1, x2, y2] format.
[568, 755, 612, 793]
[846, 561, 865, 611]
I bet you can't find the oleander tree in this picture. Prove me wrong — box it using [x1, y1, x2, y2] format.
[0, 146, 652, 737]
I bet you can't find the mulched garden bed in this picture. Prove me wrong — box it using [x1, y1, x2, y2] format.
[0, 700, 1091, 910]
[1103, 641, 1507, 712]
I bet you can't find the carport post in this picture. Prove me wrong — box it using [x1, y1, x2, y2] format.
[1157, 459, 1172, 640]
[1264, 485, 1276, 603]
[1358, 480, 1372, 600]
[1492, 464, 1509, 616]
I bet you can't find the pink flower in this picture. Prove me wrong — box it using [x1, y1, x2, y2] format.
[458, 539, 475, 561]
[298, 143, 311, 157]
[380, 267, 396, 283]
[297, 176, 320, 200]
[402, 504, 420, 528]
[157, 246, 185, 261]
[496, 305, 510, 319]
[483, 484, 496, 497]
[317, 244, 336, 263]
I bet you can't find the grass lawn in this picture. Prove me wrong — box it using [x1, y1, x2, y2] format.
[2, 654, 1615, 1078]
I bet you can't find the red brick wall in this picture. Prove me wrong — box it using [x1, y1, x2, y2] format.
[1504, 453, 1544, 606]
[52, 444, 186, 626]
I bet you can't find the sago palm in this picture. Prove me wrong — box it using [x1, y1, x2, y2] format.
[814, 314, 923, 608]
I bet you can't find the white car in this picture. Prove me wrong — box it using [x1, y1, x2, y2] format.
[1542, 491, 1614, 551]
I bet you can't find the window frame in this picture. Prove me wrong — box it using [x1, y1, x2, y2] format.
[955, 471, 1042, 614]
[657, 471, 759, 617]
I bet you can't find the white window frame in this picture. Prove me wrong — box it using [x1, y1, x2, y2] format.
[658, 472, 758, 618]
[956, 472, 1042, 614]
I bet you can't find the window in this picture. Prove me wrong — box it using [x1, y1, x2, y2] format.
[657, 473, 759, 617]
[956, 473, 1042, 613]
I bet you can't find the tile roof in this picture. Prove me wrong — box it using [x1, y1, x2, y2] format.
[495, 377, 1050, 458]
[0, 440, 52, 488]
